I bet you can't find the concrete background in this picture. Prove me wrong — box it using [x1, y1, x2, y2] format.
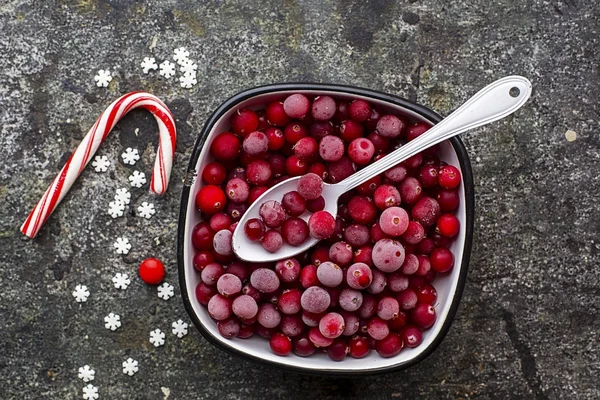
[1, 0, 598, 399]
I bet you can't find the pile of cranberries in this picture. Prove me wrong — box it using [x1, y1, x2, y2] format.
[192, 93, 462, 360]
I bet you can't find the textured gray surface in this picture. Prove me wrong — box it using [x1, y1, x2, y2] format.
[1, 0, 599, 399]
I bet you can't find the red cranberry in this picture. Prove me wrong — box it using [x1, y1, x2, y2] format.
[344, 224, 370, 247]
[269, 332, 292, 356]
[285, 155, 308, 176]
[319, 135, 345, 162]
[411, 196, 441, 227]
[193, 251, 215, 271]
[293, 137, 318, 161]
[306, 196, 326, 213]
[312, 96, 336, 121]
[437, 188, 460, 212]
[348, 195, 377, 224]
[195, 282, 217, 305]
[416, 237, 435, 255]
[367, 131, 390, 154]
[438, 165, 461, 189]
[266, 101, 291, 126]
[406, 122, 430, 141]
[375, 333, 404, 357]
[228, 167, 246, 181]
[333, 102, 350, 122]
[356, 175, 381, 196]
[284, 123, 308, 144]
[365, 108, 381, 131]
[327, 338, 348, 361]
[353, 246, 373, 267]
[418, 164, 439, 188]
[348, 335, 370, 358]
[416, 283, 437, 304]
[376, 115, 404, 138]
[430, 247, 454, 273]
[256, 109, 270, 130]
[283, 93, 310, 118]
[246, 160, 272, 185]
[307, 162, 328, 180]
[401, 325, 423, 348]
[310, 246, 330, 266]
[209, 213, 232, 232]
[248, 186, 268, 205]
[211, 132, 241, 161]
[231, 109, 259, 136]
[327, 156, 356, 183]
[244, 218, 265, 241]
[237, 324, 255, 339]
[308, 211, 336, 240]
[400, 254, 419, 275]
[297, 173, 324, 200]
[281, 217, 309, 246]
[195, 185, 226, 215]
[192, 222, 215, 251]
[262, 230, 284, 253]
[436, 213, 460, 237]
[225, 202, 247, 221]
[300, 264, 319, 288]
[265, 127, 285, 151]
[293, 334, 317, 356]
[411, 303, 436, 329]
[310, 121, 334, 140]
[339, 120, 365, 142]
[202, 162, 227, 185]
[282, 191, 306, 216]
[349, 99, 371, 122]
[398, 177, 423, 205]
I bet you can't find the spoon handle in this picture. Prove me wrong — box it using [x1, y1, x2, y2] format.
[339, 75, 532, 192]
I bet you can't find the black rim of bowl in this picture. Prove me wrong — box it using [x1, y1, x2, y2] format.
[177, 83, 475, 376]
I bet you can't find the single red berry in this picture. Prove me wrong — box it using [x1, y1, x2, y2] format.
[266, 101, 291, 126]
[283, 93, 311, 118]
[416, 283, 438, 304]
[139, 257, 165, 285]
[210, 132, 241, 161]
[284, 123, 309, 145]
[430, 247, 454, 273]
[375, 333, 404, 358]
[349, 99, 371, 122]
[193, 251, 215, 271]
[406, 122, 430, 141]
[202, 162, 227, 185]
[265, 127, 285, 151]
[436, 213, 460, 237]
[269, 332, 292, 356]
[307, 161, 328, 181]
[437, 188, 460, 212]
[348, 335, 371, 358]
[285, 155, 308, 176]
[339, 120, 365, 142]
[438, 165, 461, 189]
[195, 185, 227, 215]
[244, 218, 266, 242]
[191, 222, 215, 251]
[411, 303, 436, 329]
[231, 108, 259, 136]
[256, 109, 270, 130]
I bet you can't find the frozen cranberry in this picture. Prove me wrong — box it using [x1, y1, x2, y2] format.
[192, 222, 215, 251]
[208, 294, 232, 321]
[348, 195, 377, 224]
[349, 99, 371, 122]
[297, 173, 323, 200]
[398, 177, 423, 205]
[301, 286, 331, 314]
[259, 200, 287, 228]
[193, 251, 215, 271]
[412, 196, 441, 227]
[333, 101, 350, 122]
[319, 135, 345, 162]
[376, 115, 404, 138]
[265, 127, 285, 151]
[310, 246, 330, 266]
[281, 217, 309, 246]
[242, 131, 268, 156]
[283, 93, 310, 118]
[379, 207, 409, 236]
[406, 122, 429, 141]
[367, 131, 390, 154]
[327, 156, 356, 183]
[195, 185, 226, 215]
[285, 155, 308, 176]
[373, 185, 401, 210]
[401, 325, 423, 348]
[319, 312, 345, 339]
[256, 325, 277, 339]
[377, 297, 400, 320]
[244, 160, 270, 185]
[366, 269, 387, 294]
[411, 303, 436, 329]
[418, 164, 439, 188]
[397, 288, 418, 310]
[202, 162, 227, 185]
[416, 237, 435, 255]
[266, 101, 291, 126]
[277, 289, 301, 315]
[293, 137, 318, 161]
[280, 314, 305, 338]
[300, 264, 319, 288]
[270, 332, 292, 356]
[339, 120, 365, 142]
[372, 238, 405, 272]
[357, 294, 377, 319]
[383, 164, 408, 183]
[347, 137, 375, 165]
[308, 211, 336, 239]
[329, 241, 353, 266]
[274, 258, 301, 283]
[262, 230, 284, 253]
[195, 282, 217, 305]
[312, 96, 336, 121]
[414, 254, 431, 277]
[231, 109, 259, 136]
[343, 224, 370, 247]
[213, 229, 233, 256]
[310, 121, 334, 140]
[256, 109, 270, 129]
[211, 132, 241, 161]
[349, 335, 370, 358]
[367, 317, 389, 340]
[282, 191, 306, 216]
[436, 213, 460, 237]
[224, 178, 248, 204]
[284, 123, 308, 144]
[375, 333, 404, 358]
[209, 213, 232, 232]
[401, 221, 425, 244]
[430, 247, 454, 273]
[401, 254, 419, 275]
[438, 165, 461, 189]
[237, 324, 255, 339]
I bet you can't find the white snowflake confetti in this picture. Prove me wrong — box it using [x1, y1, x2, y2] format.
[113, 237, 131, 254]
[173, 47, 190, 64]
[82, 384, 99, 400]
[157, 282, 174, 300]
[73, 285, 90, 303]
[149, 328, 165, 347]
[92, 155, 110, 172]
[108, 200, 125, 218]
[141, 57, 158, 74]
[121, 147, 140, 165]
[179, 72, 197, 89]
[78, 365, 95, 382]
[172, 319, 189, 338]
[94, 69, 112, 88]
[129, 171, 147, 188]
[104, 313, 122, 331]
[159, 60, 176, 79]
[179, 59, 198, 75]
[122, 358, 139, 376]
[137, 202, 156, 219]
[114, 188, 131, 205]
[112, 273, 131, 290]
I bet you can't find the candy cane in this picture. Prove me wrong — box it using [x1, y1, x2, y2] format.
[21, 91, 177, 238]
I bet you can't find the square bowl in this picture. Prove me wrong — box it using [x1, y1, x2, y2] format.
[177, 83, 474, 375]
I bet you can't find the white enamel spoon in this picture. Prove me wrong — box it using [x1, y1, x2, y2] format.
[232, 76, 532, 262]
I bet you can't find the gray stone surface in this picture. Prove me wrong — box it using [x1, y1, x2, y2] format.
[1, 0, 598, 399]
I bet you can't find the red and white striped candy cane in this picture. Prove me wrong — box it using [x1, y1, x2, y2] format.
[21, 91, 177, 238]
